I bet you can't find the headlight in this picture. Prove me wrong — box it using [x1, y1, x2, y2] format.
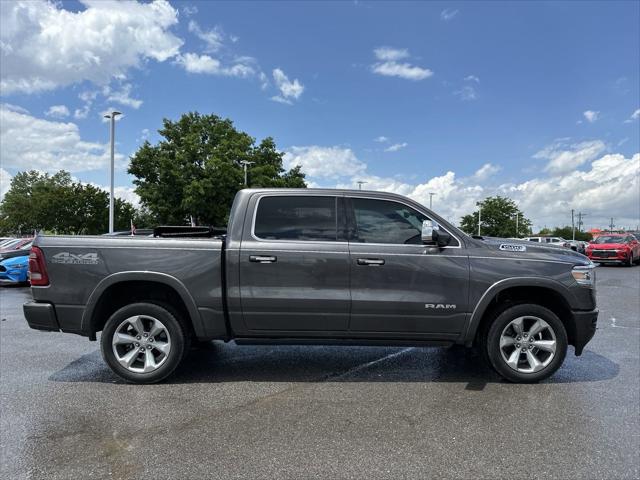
[572, 264, 596, 287]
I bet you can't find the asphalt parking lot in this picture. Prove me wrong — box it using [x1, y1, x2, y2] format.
[1, 265, 639, 480]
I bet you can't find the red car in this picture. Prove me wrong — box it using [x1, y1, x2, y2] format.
[586, 234, 640, 267]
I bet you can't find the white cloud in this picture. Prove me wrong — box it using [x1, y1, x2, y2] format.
[440, 9, 459, 21]
[284, 146, 366, 179]
[583, 110, 599, 123]
[385, 142, 408, 152]
[294, 141, 639, 229]
[374, 136, 389, 143]
[0, 168, 12, 200]
[0, 0, 183, 94]
[464, 75, 480, 83]
[624, 108, 640, 123]
[45, 105, 70, 118]
[535, 140, 606, 175]
[176, 52, 255, 78]
[371, 47, 433, 81]
[271, 68, 304, 104]
[454, 85, 477, 101]
[372, 47, 409, 61]
[473, 163, 501, 181]
[181, 4, 198, 17]
[105, 83, 143, 109]
[188, 20, 223, 53]
[0, 104, 124, 172]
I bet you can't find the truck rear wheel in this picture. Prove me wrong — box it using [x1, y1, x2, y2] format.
[100, 302, 190, 384]
[485, 304, 567, 383]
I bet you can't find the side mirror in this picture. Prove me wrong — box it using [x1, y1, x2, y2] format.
[421, 220, 434, 243]
[434, 228, 452, 247]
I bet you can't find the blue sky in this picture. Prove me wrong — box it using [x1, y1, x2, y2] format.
[1, 0, 639, 230]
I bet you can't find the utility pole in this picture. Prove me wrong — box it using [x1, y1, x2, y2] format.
[103, 110, 121, 233]
[477, 202, 482, 236]
[577, 212, 587, 232]
[428, 192, 436, 210]
[239, 160, 254, 187]
[515, 212, 519, 238]
[609, 217, 615, 232]
[357, 181, 367, 190]
[571, 209, 575, 240]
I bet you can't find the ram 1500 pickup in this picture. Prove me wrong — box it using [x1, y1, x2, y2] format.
[24, 189, 598, 383]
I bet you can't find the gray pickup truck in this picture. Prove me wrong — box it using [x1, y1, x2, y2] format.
[24, 189, 598, 383]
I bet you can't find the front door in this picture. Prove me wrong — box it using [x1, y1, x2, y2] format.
[347, 197, 469, 337]
[239, 194, 350, 334]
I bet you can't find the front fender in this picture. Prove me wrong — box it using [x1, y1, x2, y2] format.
[463, 276, 577, 346]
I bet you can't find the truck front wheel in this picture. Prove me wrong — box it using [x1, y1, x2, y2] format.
[485, 304, 567, 383]
[100, 302, 190, 384]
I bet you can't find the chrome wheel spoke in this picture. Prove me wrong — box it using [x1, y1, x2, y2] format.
[149, 319, 164, 338]
[532, 339, 556, 353]
[118, 348, 139, 368]
[143, 349, 157, 373]
[130, 316, 146, 336]
[527, 319, 544, 337]
[510, 317, 524, 336]
[154, 341, 170, 355]
[500, 335, 516, 348]
[525, 350, 543, 372]
[112, 332, 137, 346]
[506, 349, 521, 369]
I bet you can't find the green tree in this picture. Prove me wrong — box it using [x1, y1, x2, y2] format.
[550, 226, 592, 241]
[128, 112, 306, 226]
[0, 170, 136, 235]
[459, 196, 532, 238]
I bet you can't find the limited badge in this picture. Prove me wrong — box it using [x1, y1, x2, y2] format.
[499, 244, 527, 252]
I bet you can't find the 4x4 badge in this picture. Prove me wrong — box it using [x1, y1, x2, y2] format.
[50, 252, 100, 265]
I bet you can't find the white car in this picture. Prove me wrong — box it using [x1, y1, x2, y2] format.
[523, 236, 571, 248]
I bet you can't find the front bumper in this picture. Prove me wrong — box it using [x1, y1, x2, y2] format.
[23, 302, 60, 332]
[572, 309, 598, 356]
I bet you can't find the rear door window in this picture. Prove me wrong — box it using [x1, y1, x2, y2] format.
[254, 196, 338, 241]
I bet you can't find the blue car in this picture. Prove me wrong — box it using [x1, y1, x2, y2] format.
[0, 254, 30, 285]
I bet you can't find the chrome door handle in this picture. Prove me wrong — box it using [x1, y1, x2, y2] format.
[249, 255, 277, 263]
[357, 258, 385, 266]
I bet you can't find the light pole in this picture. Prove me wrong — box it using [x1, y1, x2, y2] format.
[239, 160, 254, 187]
[357, 181, 367, 190]
[477, 202, 482, 236]
[429, 192, 436, 210]
[514, 212, 519, 238]
[104, 111, 121, 233]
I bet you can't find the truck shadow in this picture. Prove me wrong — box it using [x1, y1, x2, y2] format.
[49, 343, 619, 389]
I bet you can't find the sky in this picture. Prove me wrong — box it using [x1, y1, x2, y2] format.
[0, 0, 639, 231]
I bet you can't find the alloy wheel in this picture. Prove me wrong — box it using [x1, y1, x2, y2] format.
[111, 315, 172, 373]
[499, 316, 557, 373]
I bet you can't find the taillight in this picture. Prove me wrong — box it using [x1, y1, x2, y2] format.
[28, 246, 49, 286]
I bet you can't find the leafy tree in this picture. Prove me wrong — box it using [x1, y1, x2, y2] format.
[549, 226, 592, 241]
[0, 170, 136, 235]
[459, 196, 532, 238]
[128, 112, 306, 226]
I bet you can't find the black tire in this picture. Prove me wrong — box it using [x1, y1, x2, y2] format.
[625, 254, 633, 267]
[484, 304, 567, 383]
[100, 302, 190, 384]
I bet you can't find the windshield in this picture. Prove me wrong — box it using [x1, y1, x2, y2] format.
[593, 235, 625, 244]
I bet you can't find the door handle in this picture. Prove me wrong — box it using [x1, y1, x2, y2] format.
[249, 255, 277, 263]
[357, 258, 385, 266]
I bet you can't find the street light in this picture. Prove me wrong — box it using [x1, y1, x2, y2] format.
[103, 111, 121, 233]
[477, 201, 483, 236]
[239, 160, 254, 187]
[357, 181, 367, 190]
[428, 192, 436, 210]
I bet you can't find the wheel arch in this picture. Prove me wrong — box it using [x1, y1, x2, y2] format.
[82, 272, 204, 340]
[465, 278, 577, 349]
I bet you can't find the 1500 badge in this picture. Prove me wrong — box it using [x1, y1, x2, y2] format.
[50, 252, 100, 265]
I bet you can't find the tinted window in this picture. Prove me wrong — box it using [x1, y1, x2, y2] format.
[254, 196, 337, 241]
[352, 198, 428, 245]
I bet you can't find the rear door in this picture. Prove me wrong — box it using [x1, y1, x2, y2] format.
[346, 196, 469, 338]
[238, 193, 350, 334]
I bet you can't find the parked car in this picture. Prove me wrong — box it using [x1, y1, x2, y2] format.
[24, 189, 598, 384]
[586, 233, 640, 266]
[0, 237, 33, 254]
[566, 240, 587, 254]
[0, 252, 30, 285]
[523, 236, 572, 248]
